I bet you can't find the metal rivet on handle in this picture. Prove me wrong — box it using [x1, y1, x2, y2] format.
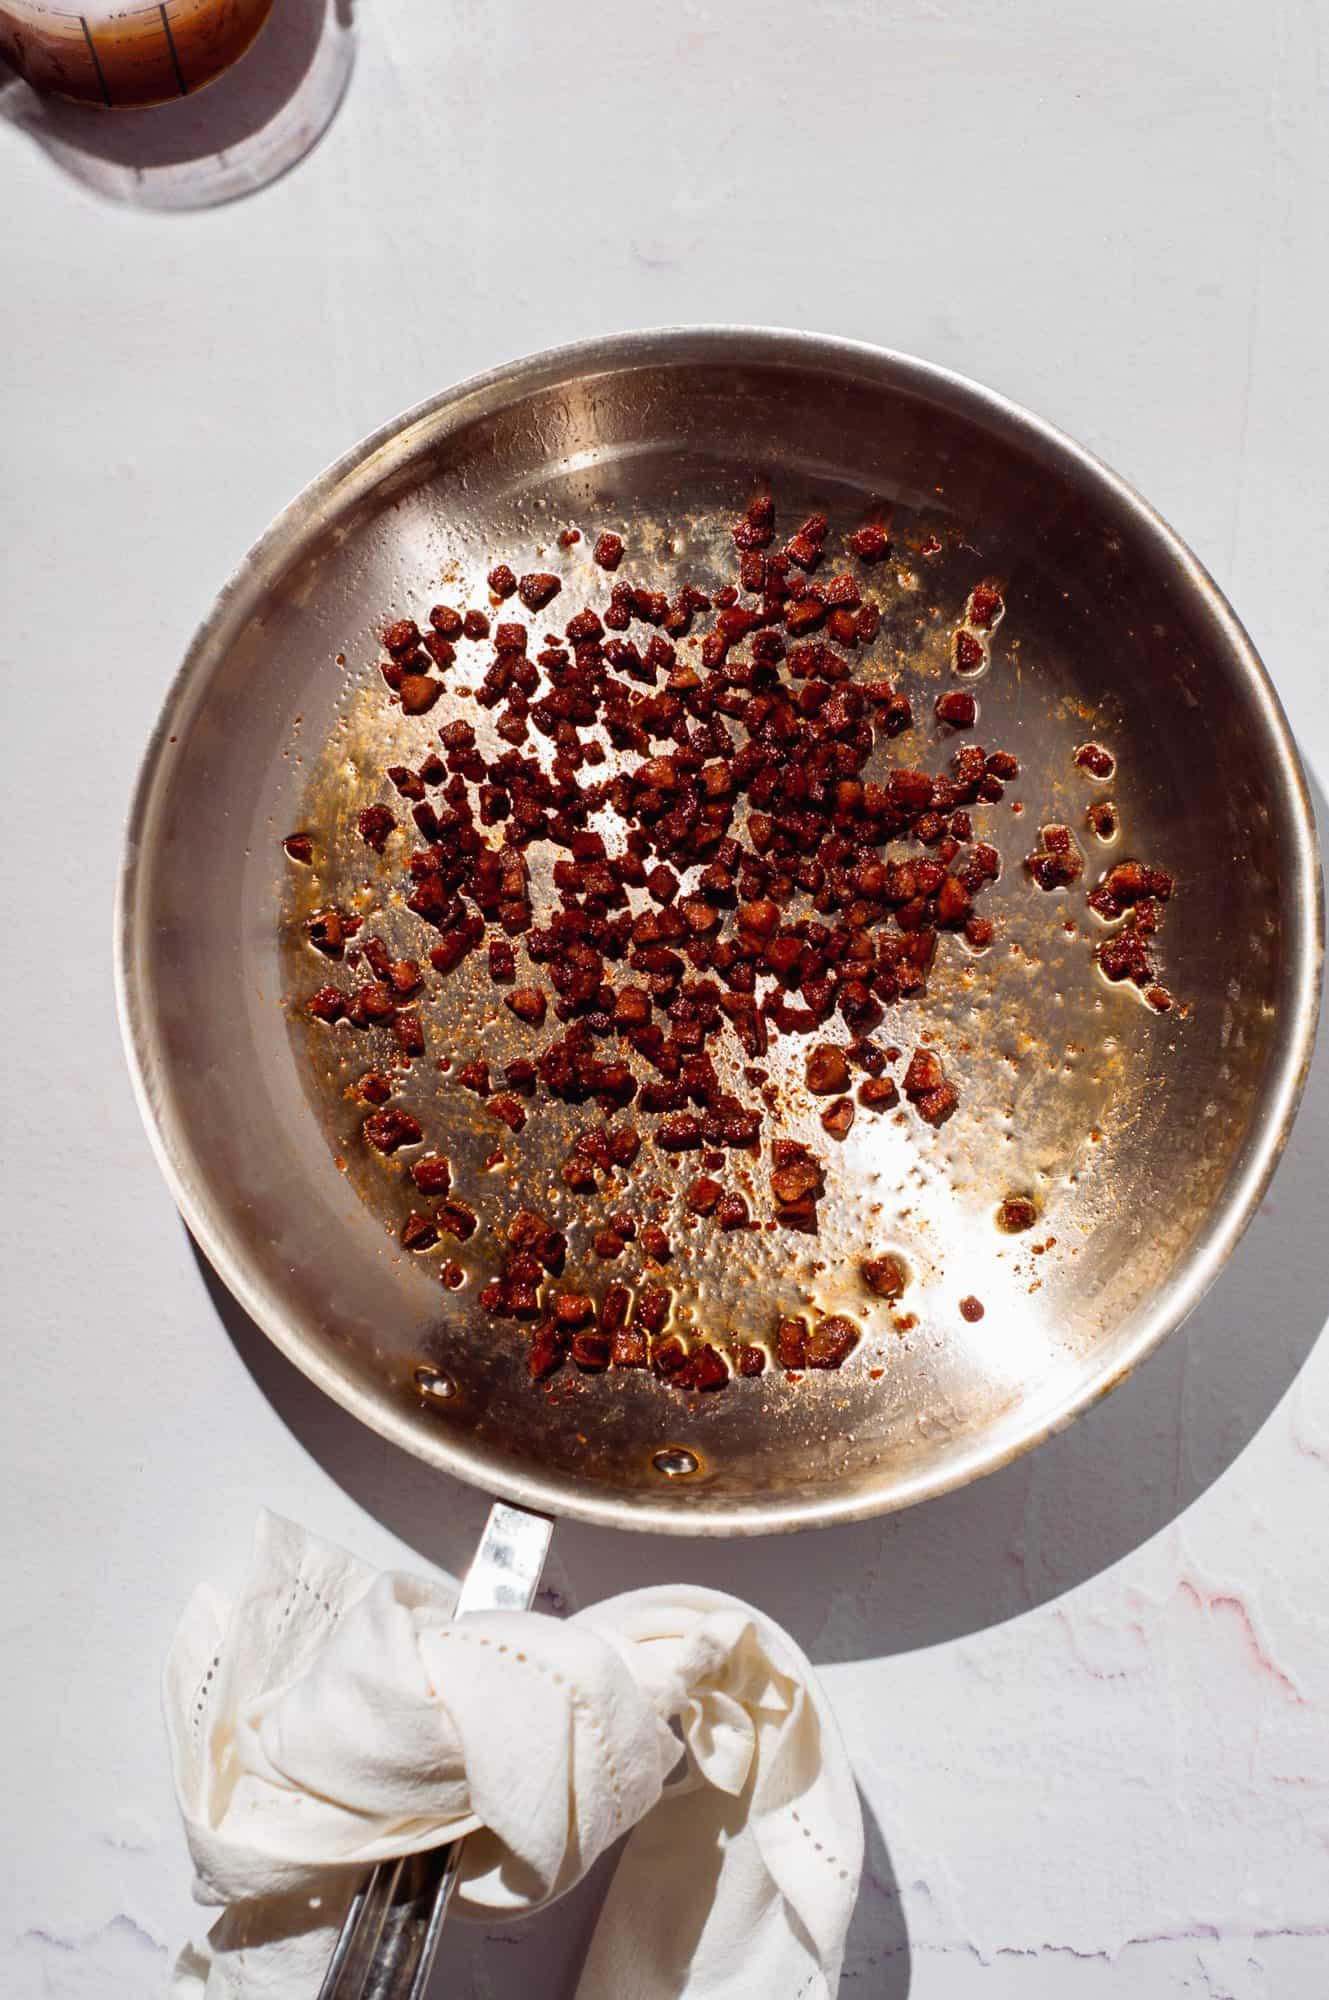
[414, 1365, 457, 1402]
[652, 1445, 700, 1477]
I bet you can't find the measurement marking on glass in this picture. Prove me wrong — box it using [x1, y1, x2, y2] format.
[159, 3, 187, 95]
[79, 13, 112, 106]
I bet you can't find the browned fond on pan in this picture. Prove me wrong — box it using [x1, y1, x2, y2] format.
[117, 330, 1322, 1535]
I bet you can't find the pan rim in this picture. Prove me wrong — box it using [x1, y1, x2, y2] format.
[115, 325, 1324, 1537]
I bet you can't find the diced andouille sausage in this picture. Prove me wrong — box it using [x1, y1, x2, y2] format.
[346, 979, 394, 1026]
[675, 1342, 728, 1391]
[363, 1108, 422, 1154]
[504, 1058, 537, 1095]
[1075, 742, 1115, 779]
[487, 565, 517, 599]
[571, 1329, 611, 1371]
[634, 1284, 671, 1334]
[610, 1323, 649, 1368]
[593, 532, 624, 570]
[967, 583, 1003, 628]
[820, 1096, 855, 1139]
[1097, 925, 1155, 985]
[411, 1153, 451, 1194]
[914, 1083, 958, 1127]
[1025, 825, 1083, 890]
[504, 987, 547, 1024]
[307, 908, 347, 956]
[996, 1194, 1037, 1233]
[388, 764, 427, 801]
[733, 495, 775, 552]
[960, 1295, 985, 1322]
[806, 1315, 859, 1368]
[398, 674, 440, 715]
[805, 1043, 850, 1095]
[936, 691, 977, 727]
[656, 1113, 704, 1151]
[862, 1253, 908, 1298]
[903, 1048, 944, 1097]
[357, 805, 395, 853]
[848, 523, 888, 562]
[383, 619, 421, 655]
[652, 1334, 688, 1378]
[393, 1012, 425, 1057]
[283, 832, 314, 863]
[785, 598, 826, 637]
[597, 1282, 630, 1333]
[785, 513, 828, 570]
[604, 1124, 640, 1165]
[1090, 859, 1174, 917]
[552, 1291, 594, 1326]
[436, 1199, 478, 1240]
[953, 630, 984, 673]
[401, 1210, 438, 1251]
[775, 1317, 807, 1370]
[518, 573, 561, 611]
[903, 1047, 958, 1126]
[528, 1321, 568, 1380]
[770, 1141, 825, 1228]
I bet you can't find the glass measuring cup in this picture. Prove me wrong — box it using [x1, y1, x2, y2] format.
[0, 0, 273, 108]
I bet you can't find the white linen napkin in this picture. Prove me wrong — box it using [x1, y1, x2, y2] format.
[165, 1512, 862, 1997]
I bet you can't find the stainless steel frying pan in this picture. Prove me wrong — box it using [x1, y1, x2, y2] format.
[117, 328, 1321, 1541]
[118, 327, 1320, 2000]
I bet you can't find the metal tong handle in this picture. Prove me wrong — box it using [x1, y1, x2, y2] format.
[317, 1501, 553, 2000]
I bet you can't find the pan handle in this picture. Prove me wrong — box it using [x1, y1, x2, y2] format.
[316, 1501, 553, 2000]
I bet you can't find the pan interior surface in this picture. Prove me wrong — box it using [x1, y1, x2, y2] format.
[119, 331, 1321, 1534]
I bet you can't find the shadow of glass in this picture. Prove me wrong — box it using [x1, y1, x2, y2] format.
[0, 0, 353, 209]
[193, 772, 1326, 1669]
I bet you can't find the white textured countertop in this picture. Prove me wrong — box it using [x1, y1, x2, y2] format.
[3, 2, 1327, 1994]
